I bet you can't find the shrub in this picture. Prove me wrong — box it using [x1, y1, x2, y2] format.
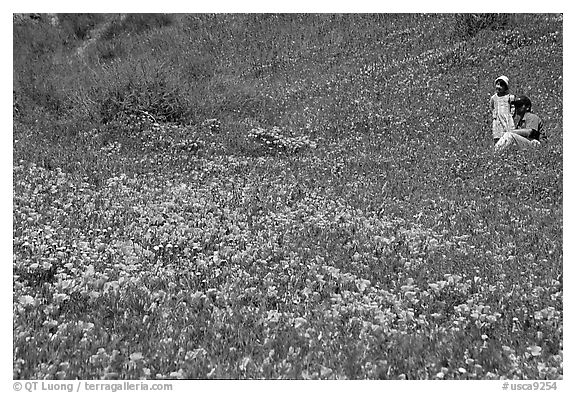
[453, 13, 510, 39]
[58, 13, 105, 40]
[102, 14, 174, 40]
[94, 59, 190, 124]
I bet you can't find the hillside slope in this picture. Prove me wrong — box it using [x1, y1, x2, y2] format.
[14, 14, 562, 141]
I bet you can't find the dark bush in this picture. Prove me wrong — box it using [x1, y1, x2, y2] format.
[58, 14, 105, 40]
[102, 14, 174, 40]
[94, 40, 127, 62]
[97, 73, 188, 124]
[453, 13, 510, 39]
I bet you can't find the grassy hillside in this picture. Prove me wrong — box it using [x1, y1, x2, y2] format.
[13, 13, 562, 380]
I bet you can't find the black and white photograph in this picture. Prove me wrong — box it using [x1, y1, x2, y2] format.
[10, 5, 566, 390]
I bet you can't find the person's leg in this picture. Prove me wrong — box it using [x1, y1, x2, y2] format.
[495, 132, 537, 152]
[508, 133, 538, 149]
[494, 132, 513, 153]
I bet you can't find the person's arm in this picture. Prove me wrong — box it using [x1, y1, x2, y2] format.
[537, 118, 545, 141]
[509, 94, 516, 116]
[510, 128, 533, 138]
[489, 95, 496, 118]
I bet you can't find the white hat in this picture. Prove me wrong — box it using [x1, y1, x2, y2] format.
[495, 75, 510, 87]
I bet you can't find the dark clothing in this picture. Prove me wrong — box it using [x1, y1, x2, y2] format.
[513, 112, 544, 141]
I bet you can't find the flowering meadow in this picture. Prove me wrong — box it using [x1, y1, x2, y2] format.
[13, 14, 562, 380]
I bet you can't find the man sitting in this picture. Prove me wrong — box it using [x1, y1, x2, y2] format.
[494, 95, 544, 153]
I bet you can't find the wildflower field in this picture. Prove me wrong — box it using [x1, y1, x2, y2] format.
[13, 14, 563, 380]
